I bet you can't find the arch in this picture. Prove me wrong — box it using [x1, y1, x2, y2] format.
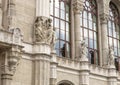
[57, 80, 74, 85]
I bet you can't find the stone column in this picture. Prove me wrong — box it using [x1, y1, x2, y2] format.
[50, 51, 57, 85]
[34, 43, 51, 85]
[36, 0, 49, 17]
[73, 0, 83, 58]
[100, 13, 109, 66]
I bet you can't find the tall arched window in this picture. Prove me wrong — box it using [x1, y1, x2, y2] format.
[80, 0, 99, 65]
[50, 0, 71, 58]
[107, 2, 120, 70]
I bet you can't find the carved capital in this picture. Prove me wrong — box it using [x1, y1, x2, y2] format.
[100, 13, 109, 24]
[73, 0, 83, 14]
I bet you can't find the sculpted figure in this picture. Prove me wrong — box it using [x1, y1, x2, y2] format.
[80, 39, 88, 58]
[34, 17, 45, 42]
[108, 46, 114, 65]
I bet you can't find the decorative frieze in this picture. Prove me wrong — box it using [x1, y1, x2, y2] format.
[73, 0, 83, 14]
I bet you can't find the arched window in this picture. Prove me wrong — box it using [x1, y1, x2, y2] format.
[50, 0, 71, 58]
[107, 2, 120, 70]
[80, 0, 99, 65]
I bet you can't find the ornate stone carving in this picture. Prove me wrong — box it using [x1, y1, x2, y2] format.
[73, 0, 83, 14]
[107, 46, 115, 66]
[100, 13, 109, 24]
[80, 39, 88, 59]
[34, 16, 55, 46]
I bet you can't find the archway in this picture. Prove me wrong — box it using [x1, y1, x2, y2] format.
[57, 80, 74, 85]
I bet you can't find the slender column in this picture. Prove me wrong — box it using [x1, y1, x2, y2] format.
[73, 0, 83, 58]
[100, 13, 109, 66]
[2, 0, 16, 29]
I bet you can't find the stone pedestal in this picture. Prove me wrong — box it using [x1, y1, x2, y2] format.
[50, 50, 57, 85]
[79, 57, 89, 85]
[100, 13, 109, 66]
[108, 66, 117, 85]
[73, 0, 83, 58]
[34, 43, 51, 85]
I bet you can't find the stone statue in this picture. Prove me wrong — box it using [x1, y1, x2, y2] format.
[34, 16, 56, 49]
[80, 39, 88, 59]
[108, 46, 115, 65]
[34, 17, 45, 42]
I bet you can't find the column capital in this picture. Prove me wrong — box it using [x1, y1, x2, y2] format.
[73, 0, 83, 14]
[100, 13, 109, 24]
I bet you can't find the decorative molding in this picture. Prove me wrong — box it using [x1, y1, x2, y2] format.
[73, 0, 83, 14]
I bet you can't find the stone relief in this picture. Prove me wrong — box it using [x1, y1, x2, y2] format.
[34, 16, 56, 48]
[107, 46, 115, 66]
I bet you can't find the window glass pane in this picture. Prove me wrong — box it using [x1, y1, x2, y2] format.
[66, 31, 69, 41]
[60, 1, 65, 10]
[89, 31, 93, 39]
[66, 43, 70, 57]
[55, 18, 59, 28]
[114, 39, 117, 47]
[89, 21, 92, 29]
[55, 28, 59, 39]
[109, 29, 112, 36]
[55, 40, 59, 49]
[55, 0, 59, 8]
[60, 30, 65, 40]
[94, 40, 97, 49]
[114, 47, 117, 55]
[83, 11, 87, 19]
[60, 41, 65, 57]
[84, 29, 88, 38]
[93, 22, 96, 31]
[94, 32, 97, 40]
[89, 13, 92, 21]
[66, 22, 69, 31]
[89, 39, 93, 48]
[55, 8, 59, 17]
[61, 10, 65, 19]
[83, 19, 88, 27]
[60, 20, 65, 30]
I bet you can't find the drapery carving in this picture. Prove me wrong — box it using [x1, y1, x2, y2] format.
[34, 16, 56, 46]
[108, 46, 115, 66]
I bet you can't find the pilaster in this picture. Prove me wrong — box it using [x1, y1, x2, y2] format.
[73, 0, 83, 58]
[50, 51, 57, 85]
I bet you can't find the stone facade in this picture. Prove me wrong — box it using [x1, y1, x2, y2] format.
[0, 0, 120, 85]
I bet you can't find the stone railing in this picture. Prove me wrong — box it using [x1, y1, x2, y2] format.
[57, 57, 80, 70]
[89, 64, 108, 77]
[0, 28, 23, 46]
